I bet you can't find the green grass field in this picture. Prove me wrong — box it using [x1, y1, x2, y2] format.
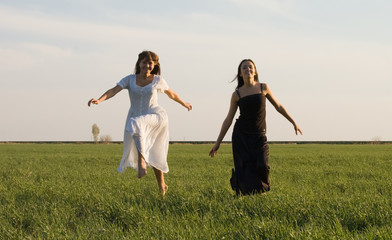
[1, 143, 391, 239]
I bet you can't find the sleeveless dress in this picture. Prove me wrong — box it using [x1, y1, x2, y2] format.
[231, 83, 270, 195]
[116, 74, 170, 173]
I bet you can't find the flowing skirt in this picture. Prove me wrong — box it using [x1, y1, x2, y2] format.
[231, 126, 270, 195]
[117, 111, 169, 173]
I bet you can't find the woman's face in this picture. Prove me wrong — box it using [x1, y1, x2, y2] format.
[139, 57, 155, 75]
[240, 61, 257, 79]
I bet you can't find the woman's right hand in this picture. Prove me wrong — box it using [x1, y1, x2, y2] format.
[88, 98, 100, 106]
[209, 143, 220, 158]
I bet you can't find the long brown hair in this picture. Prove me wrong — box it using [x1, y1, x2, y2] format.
[233, 59, 259, 89]
[134, 51, 161, 75]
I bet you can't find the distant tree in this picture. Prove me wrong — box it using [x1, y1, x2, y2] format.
[372, 136, 382, 144]
[92, 123, 100, 143]
[100, 134, 113, 144]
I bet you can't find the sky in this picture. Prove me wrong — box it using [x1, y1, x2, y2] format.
[1, 0, 391, 142]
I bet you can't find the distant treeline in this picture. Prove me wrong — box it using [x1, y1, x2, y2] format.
[1, 141, 391, 145]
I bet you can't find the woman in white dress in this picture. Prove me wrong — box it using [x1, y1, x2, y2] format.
[88, 51, 192, 196]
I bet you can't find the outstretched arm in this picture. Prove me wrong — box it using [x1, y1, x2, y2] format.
[164, 89, 192, 111]
[209, 92, 239, 158]
[264, 84, 302, 135]
[88, 85, 123, 106]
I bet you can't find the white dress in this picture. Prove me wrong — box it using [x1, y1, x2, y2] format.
[116, 74, 170, 173]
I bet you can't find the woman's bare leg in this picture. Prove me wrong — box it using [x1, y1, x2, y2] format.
[137, 151, 147, 178]
[153, 168, 168, 196]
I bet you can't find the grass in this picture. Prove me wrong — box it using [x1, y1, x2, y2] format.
[0, 143, 391, 239]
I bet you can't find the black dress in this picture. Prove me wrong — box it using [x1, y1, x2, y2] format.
[230, 83, 270, 195]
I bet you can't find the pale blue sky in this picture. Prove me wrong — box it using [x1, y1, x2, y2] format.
[1, 0, 391, 141]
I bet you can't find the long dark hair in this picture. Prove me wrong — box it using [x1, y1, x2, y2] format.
[233, 59, 259, 89]
[134, 50, 161, 75]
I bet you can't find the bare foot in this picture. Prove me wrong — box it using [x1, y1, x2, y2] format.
[160, 184, 168, 197]
[138, 168, 147, 178]
[138, 161, 147, 178]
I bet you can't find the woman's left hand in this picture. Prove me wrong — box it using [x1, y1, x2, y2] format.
[294, 125, 303, 135]
[184, 103, 192, 111]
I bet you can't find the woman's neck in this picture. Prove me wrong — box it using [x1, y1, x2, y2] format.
[243, 77, 256, 87]
[138, 73, 151, 80]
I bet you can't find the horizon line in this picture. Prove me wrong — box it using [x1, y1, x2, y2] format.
[1, 141, 391, 145]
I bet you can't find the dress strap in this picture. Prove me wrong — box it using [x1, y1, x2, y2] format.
[235, 89, 241, 98]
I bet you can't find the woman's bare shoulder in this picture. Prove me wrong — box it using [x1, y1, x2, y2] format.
[231, 90, 240, 102]
[261, 82, 269, 88]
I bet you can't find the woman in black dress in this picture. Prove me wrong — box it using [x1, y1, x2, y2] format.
[209, 59, 302, 195]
